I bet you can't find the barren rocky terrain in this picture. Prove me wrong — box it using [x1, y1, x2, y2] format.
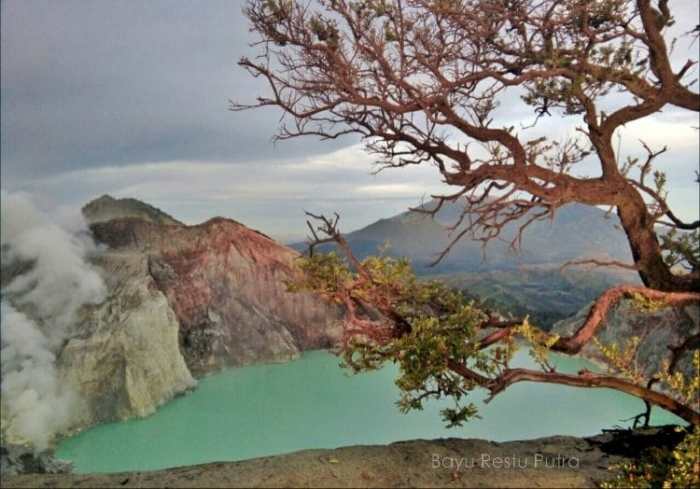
[2, 427, 684, 488]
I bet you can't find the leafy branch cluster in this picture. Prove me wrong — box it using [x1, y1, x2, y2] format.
[594, 336, 644, 384]
[293, 251, 501, 426]
[291, 246, 700, 484]
[600, 426, 700, 488]
[291, 243, 700, 427]
[656, 351, 700, 410]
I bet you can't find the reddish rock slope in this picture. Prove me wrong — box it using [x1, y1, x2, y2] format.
[87, 197, 343, 375]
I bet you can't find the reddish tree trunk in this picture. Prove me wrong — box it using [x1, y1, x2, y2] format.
[616, 190, 700, 292]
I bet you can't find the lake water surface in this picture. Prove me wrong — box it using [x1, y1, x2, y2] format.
[56, 350, 681, 473]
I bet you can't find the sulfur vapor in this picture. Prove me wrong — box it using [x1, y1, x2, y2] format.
[1, 191, 106, 450]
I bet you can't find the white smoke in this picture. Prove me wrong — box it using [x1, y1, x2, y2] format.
[1, 191, 106, 450]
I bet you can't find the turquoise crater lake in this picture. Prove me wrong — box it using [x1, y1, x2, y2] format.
[56, 350, 681, 474]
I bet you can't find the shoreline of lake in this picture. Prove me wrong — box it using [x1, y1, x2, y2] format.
[53, 349, 681, 474]
[4, 426, 685, 489]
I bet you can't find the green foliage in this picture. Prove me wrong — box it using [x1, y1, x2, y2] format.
[664, 428, 700, 488]
[594, 335, 644, 383]
[516, 319, 559, 371]
[293, 251, 534, 427]
[659, 228, 699, 273]
[383, 22, 397, 42]
[294, 252, 498, 425]
[656, 351, 700, 409]
[294, 250, 698, 439]
[308, 15, 339, 46]
[593, 336, 699, 423]
[263, 0, 293, 21]
[600, 427, 700, 489]
[628, 292, 668, 313]
[592, 345, 700, 488]
[287, 252, 353, 302]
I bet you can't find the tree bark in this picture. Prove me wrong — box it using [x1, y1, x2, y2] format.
[616, 189, 700, 292]
[495, 368, 700, 426]
[551, 285, 700, 354]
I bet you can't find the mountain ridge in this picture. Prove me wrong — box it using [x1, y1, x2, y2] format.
[292, 199, 638, 328]
[82, 194, 183, 226]
[293, 200, 632, 274]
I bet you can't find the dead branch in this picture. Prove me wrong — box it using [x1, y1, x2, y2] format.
[560, 258, 639, 271]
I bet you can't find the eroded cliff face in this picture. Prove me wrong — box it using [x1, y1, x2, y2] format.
[1, 249, 196, 448]
[89, 215, 343, 375]
[2, 196, 343, 448]
[58, 252, 196, 428]
[552, 299, 699, 380]
[69, 198, 343, 424]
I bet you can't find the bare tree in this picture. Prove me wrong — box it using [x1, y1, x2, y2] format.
[235, 0, 699, 291]
[235, 0, 700, 425]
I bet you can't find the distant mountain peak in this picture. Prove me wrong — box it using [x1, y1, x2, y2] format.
[82, 194, 182, 226]
[293, 200, 632, 274]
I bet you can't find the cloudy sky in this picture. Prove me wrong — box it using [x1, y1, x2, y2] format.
[2, 1, 698, 241]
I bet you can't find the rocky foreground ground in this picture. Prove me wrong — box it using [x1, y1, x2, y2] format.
[2, 427, 683, 488]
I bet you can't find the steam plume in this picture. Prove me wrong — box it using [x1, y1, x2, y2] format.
[1, 191, 106, 450]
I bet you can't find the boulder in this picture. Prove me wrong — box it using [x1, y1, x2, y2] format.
[552, 298, 699, 379]
[0, 444, 72, 477]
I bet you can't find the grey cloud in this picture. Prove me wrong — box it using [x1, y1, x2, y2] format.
[1, 0, 697, 236]
[20, 144, 447, 238]
[1, 0, 352, 184]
